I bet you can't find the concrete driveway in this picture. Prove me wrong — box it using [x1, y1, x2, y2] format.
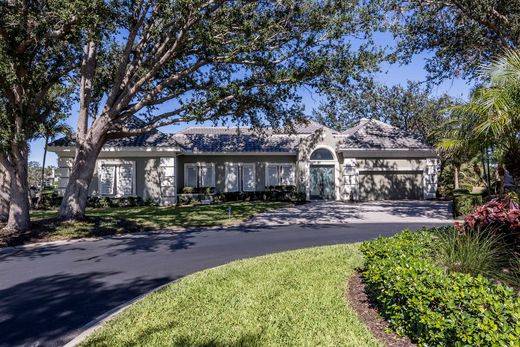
[248, 200, 452, 226]
[0, 200, 452, 347]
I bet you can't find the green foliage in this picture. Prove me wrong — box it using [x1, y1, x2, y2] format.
[453, 192, 484, 217]
[380, 0, 520, 82]
[315, 80, 454, 143]
[433, 228, 515, 285]
[178, 186, 305, 205]
[360, 230, 520, 347]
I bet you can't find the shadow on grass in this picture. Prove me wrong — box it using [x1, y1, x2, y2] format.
[0, 202, 289, 247]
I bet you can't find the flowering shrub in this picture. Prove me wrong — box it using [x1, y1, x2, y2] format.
[460, 196, 520, 248]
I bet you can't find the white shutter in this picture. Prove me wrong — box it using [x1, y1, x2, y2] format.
[225, 163, 238, 192]
[242, 164, 256, 191]
[200, 164, 215, 187]
[280, 165, 295, 185]
[99, 165, 115, 195]
[117, 164, 133, 196]
[185, 164, 198, 187]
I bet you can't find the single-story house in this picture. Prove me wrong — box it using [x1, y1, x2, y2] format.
[48, 118, 439, 204]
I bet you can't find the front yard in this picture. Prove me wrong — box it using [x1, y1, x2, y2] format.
[81, 245, 381, 347]
[0, 201, 290, 246]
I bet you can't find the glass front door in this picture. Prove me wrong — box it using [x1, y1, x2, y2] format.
[310, 165, 335, 200]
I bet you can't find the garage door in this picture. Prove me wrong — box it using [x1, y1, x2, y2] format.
[358, 171, 423, 200]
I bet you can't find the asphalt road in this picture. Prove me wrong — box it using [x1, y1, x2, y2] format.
[0, 221, 448, 347]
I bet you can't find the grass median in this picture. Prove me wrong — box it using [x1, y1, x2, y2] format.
[81, 244, 380, 347]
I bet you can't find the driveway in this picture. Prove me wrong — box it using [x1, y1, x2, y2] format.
[248, 200, 452, 225]
[0, 200, 451, 347]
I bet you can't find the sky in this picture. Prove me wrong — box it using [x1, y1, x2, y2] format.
[28, 40, 474, 168]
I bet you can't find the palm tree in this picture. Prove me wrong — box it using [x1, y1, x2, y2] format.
[444, 49, 520, 187]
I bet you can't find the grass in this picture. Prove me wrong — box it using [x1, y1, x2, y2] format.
[81, 244, 381, 347]
[1, 201, 289, 246]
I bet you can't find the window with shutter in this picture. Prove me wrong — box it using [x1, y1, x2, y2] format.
[117, 164, 134, 195]
[185, 164, 198, 188]
[266, 165, 279, 187]
[99, 165, 116, 195]
[200, 164, 215, 187]
[242, 164, 256, 191]
[225, 163, 238, 192]
[280, 165, 295, 185]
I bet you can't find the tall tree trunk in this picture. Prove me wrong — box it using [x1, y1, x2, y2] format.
[453, 164, 460, 190]
[40, 135, 48, 189]
[1, 144, 30, 233]
[58, 141, 102, 220]
[0, 157, 10, 222]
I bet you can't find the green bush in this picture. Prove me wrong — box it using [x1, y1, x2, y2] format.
[38, 189, 62, 209]
[360, 230, 520, 347]
[453, 192, 483, 217]
[433, 228, 516, 285]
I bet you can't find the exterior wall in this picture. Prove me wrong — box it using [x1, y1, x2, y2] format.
[176, 154, 297, 193]
[56, 154, 177, 205]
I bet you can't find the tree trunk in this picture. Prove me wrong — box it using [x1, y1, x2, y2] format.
[453, 164, 460, 190]
[503, 144, 520, 188]
[58, 142, 101, 220]
[0, 158, 10, 222]
[1, 144, 30, 233]
[40, 135, 48, 189]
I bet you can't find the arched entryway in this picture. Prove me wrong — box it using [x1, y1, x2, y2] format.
[309, 147, 336, 200]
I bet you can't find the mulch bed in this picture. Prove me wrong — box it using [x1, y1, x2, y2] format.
[346, 271, 416, 347]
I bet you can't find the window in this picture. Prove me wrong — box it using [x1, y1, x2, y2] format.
[225, 163, 256, 192]
[265, 163, 295, 186]
[98, 160, 135, 196]
[310, 148, 334, 161]
[184, 163, 215, 188]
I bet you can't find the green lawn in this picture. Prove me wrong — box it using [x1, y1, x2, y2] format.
[1, 201, 289, 246]
[81, 245, 381, 347]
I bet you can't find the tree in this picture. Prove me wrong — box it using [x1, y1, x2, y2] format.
[0, 0, 108, 233]
[59, 0, 385, 219]
[27, 161, 42, 188]
[0, 160, 9, 223]
[315, 80, 454, 143]
[382, 0, 520, 82]
[39, 113, 71, 189]
[446, 49, 520, 186]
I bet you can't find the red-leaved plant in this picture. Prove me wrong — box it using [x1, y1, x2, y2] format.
[458, 196, 520, 249]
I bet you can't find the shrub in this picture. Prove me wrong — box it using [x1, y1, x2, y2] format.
[360, 230, 520, 347]
[453, 192, 483, 217]
[461, 196, 520, 247]
[38, 189, 62, 209]
[433, 228, 514, 284]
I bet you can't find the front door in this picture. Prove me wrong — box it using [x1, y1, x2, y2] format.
[310, 165, 335, 200]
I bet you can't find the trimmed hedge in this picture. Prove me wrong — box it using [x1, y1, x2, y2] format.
[453, 192, 484, 217]
[360, 230, 520, 347]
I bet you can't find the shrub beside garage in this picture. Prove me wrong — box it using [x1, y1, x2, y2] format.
[360, 230, 520, 347]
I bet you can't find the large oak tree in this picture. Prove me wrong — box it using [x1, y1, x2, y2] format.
[59, 0, 384, 219]
[0, 0, 108, 233]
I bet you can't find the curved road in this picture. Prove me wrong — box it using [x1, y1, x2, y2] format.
[0, 219, 448, 347]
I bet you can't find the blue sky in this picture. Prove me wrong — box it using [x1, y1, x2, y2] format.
[29, 47, 474, 168]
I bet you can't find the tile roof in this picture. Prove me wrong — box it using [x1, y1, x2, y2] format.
[339, 119, 431, 150]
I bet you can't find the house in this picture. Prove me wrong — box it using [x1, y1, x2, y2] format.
[48, 118, 439, 204]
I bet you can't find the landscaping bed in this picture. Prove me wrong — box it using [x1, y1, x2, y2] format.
[0, 201, 290, 247]
[360, 229, 520, 347]
[80, 245, 381, 347]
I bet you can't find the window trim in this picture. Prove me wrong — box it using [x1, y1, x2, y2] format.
[184, 162, 216, 188]
[225, 162, 257, 192]
[265, 163, 296, 186]
[97, 159, 136, 197]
